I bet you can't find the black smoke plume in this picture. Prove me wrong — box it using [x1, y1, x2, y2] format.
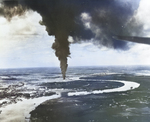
[0, 0, 143, 79]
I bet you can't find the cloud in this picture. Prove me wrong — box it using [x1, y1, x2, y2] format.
[0, 10, 56, 68]
[135, 0, 150, 36]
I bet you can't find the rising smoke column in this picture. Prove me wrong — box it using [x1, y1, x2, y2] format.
[29, 0, 77, 79]
[52, 33, 70, 79]
[0, 0, 143, 79]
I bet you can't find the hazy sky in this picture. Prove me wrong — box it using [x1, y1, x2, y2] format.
[0, 0, 150, 68]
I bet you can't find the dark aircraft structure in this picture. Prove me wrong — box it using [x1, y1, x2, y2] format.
[113, 36, 150, 45]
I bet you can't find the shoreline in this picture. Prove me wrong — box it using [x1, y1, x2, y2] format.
[68, 80, 140, 96]
[0, 94, 61, 122]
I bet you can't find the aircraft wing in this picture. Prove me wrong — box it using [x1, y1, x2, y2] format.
[113, 36, 150, 45]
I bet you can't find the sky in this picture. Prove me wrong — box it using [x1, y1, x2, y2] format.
[0, 0, 150, 68]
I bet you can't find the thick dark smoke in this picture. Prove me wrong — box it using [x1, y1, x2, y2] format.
[0, 0, 26, 21]
[0, 0, 143, 79]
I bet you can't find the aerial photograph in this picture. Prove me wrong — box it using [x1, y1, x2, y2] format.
[0, 0, 150, 122]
